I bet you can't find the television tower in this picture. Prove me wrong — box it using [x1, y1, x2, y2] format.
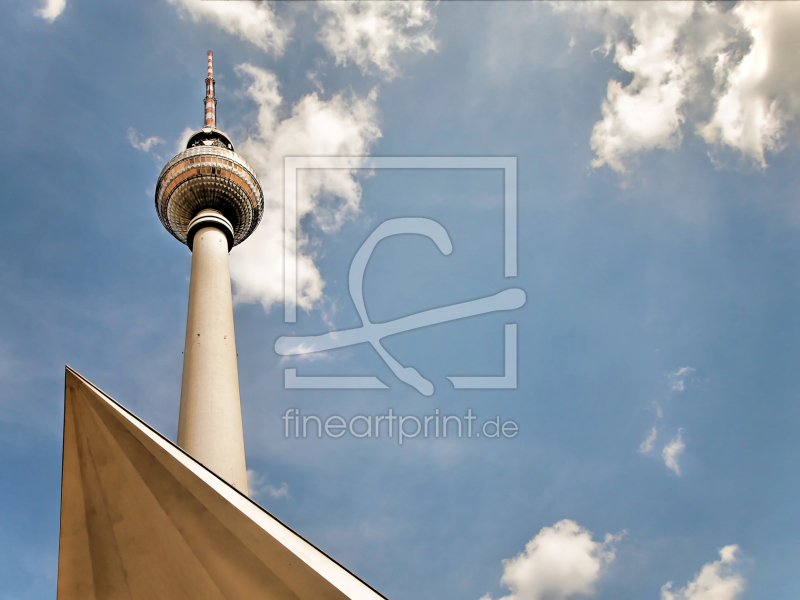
[154, 51, 263, 494]
[57, 51, 388, 600]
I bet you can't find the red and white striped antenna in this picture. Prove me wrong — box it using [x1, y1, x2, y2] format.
[204, 51, 216, 128]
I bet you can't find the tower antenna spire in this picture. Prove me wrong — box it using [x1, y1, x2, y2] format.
[204, 50, 216, 128]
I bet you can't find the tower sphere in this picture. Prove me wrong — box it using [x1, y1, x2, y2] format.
[155, 53, 264, 250]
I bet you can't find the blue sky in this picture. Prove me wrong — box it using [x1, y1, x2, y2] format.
[2, 1, 800, 599]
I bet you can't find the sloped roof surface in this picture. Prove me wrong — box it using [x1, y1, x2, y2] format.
[58, 367, 387, 600]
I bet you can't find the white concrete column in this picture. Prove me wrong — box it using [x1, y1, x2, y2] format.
[177, 211, 249, 494]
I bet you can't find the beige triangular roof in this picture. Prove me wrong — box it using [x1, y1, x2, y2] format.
[58, 367, 388, 600]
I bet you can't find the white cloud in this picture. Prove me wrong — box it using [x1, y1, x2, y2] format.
[640, 369, 695, 465]
[560, 1, 800, 171]
[639, 400, 664, 455]
[127, 127, 165, 153]
[639, 426, 658, 455]
[167, 0, 291, 54]
[662, 429, 685, 476]
[229, 64, 381, 313]
[661, 545, 745, 600]
[481, 520, 621, 600]
[316, 0, 437, 79]
[175, 126, 195, 153]
[35, 0, 65, 21]
[246, 469, 289, 500]
[669, 366, 696, 392]
[586, 2, 696, 173]
[276, 340, 336, 364]
[698, 2, 800, 167]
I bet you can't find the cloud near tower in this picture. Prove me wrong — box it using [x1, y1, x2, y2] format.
[228, 66, 382, 313]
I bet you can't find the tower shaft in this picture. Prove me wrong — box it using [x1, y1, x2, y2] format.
[177, 218, 248, 494]
[157, 52, 262, 495]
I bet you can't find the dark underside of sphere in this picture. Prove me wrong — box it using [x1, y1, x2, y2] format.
[155, 145, 264, 248]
